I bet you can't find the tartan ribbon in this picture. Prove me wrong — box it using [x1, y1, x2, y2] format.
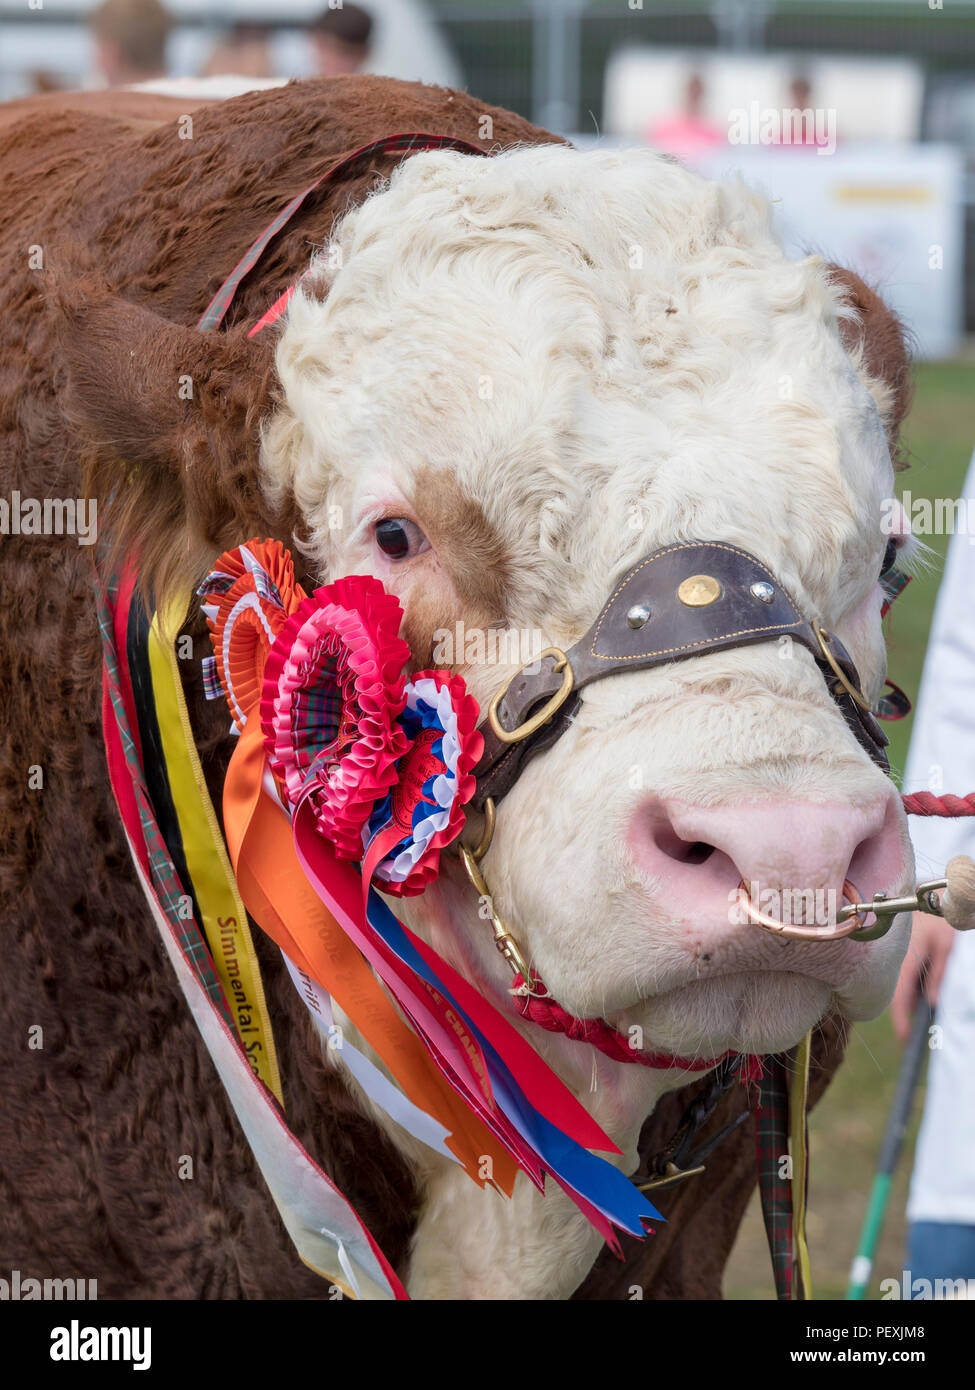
[754, 1044, 812, 1300]
[755, 1055, 794, 1300]
[196, 132, 491, 334]
[880, 565, 911, 617]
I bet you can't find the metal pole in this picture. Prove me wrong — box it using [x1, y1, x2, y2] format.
[532, 0, 583, 135]
[846, 1001, 935, 1300]
[711, 0, 772, 53]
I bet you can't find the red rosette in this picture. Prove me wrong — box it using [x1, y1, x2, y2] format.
[370, 670, 484, 898]
[260, 575, 411, 859]
[199, 538, 305, 733]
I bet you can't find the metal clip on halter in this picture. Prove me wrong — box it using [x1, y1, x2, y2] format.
[458, 797, 547, 996]
[737, 877, 948, 943]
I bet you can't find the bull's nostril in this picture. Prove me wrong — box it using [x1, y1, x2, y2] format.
[651, 818, 717, 866]
[685, 841, 716, 866]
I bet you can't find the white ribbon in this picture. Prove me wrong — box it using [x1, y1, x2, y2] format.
[280, 952, 460, 1164]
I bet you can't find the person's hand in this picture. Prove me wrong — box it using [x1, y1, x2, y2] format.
[891, 910, 956, 1041]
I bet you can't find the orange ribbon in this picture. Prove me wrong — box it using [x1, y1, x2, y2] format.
[222, 720, 517, 1192]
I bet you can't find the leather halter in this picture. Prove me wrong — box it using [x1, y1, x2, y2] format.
[459, 539, 894, 1036]
[472, 539, 888, 812]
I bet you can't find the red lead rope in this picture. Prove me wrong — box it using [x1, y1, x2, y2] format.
[903, 791, 975, 817]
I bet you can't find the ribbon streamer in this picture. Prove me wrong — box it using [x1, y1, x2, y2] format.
[97, 568, 406, 1299]
[205, 539, 663, 1246]
[279, 950, 460, 1163]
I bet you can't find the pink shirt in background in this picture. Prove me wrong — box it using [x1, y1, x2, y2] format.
[646, 114, 725, 161]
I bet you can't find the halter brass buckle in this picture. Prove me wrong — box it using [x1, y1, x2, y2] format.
[487, 647, 575, 744]
[812, 620, 872, 713]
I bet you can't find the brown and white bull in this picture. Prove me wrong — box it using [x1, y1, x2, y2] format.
[0, 76, 914, 1300]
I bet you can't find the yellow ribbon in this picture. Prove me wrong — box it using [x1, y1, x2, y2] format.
[147, 594, 284, 1107]
[789, 1030, 813, 1300]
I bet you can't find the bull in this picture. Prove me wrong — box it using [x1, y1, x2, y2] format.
[0, 76, 917, 1300]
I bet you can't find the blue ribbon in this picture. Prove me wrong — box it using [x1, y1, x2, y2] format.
[363, 874, 662, 1237]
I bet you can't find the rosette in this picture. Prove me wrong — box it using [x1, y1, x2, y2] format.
[367, 671, 484, 897]
[260, 575, 411, 859]
[198, 539, 305, 733]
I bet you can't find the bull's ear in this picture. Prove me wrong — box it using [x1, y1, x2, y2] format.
[52, 272, 284, 599]
[827, 265, 913, 468]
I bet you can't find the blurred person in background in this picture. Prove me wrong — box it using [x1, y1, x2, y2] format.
[26, 70, 65, 94]
[311, 4, 373, 78]
[892, 448, 975, 1288]
[203, 23, 274, 80]
[646, 72, 724, 162]
[771, 72, 836, 152]
[90, 0, 172, 87]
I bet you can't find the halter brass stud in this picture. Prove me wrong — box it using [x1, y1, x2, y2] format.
[677, 574, 722, 607]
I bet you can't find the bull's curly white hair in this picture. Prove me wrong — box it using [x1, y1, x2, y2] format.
[261, 142, 896, 633]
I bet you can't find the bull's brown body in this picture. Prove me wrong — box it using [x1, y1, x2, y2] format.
[0, 77, 850, 1299]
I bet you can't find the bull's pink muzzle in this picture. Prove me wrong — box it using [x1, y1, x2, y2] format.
[630, 792, 910, 940]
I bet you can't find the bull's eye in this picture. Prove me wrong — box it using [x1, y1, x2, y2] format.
[880, 538, 897, 576]
[374, 517, 428, 561]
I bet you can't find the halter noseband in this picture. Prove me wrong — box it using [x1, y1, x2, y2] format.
[473, 539, 889, 810]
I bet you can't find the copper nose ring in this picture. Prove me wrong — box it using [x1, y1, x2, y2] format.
[735, 878, 873, 942]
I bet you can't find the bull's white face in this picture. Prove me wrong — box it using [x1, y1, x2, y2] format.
[262, 144, 913, 1121]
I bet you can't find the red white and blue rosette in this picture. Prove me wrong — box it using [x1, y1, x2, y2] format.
[365, 671, 484, 897]
[200, 548, 480, 882]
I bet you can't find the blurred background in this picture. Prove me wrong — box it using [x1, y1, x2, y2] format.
[3, 0, 974, 1299]
[2, 0, 972, 352]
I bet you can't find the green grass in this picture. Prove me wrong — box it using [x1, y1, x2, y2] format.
[883, 362, 975, 780]
[724, 360, 975, 1300]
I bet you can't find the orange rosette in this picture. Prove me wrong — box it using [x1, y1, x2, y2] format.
[198, 539, 305, 733]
